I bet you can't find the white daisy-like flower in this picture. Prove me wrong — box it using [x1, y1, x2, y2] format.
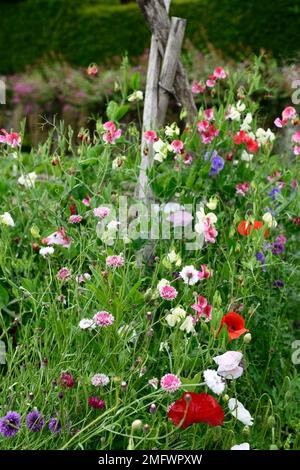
[203, 369, 225, 395]
[179, 265, 199, 285]
[91, 373, 110, 387]
[228, 398, 254, 426]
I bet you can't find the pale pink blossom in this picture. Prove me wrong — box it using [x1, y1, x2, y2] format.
[93, 206, 110, 219]
[203, 108, 214, 121]
[213, 351, 244, 380]
[206, 77, 216, 88]
[282, 106, 297, 121]
[91, 373, 110, 386]
[76, 273, 91, 284]
[69, 214, 82, 224]
[292, 131, 300, 144]
[160, 373, 181, 392]
[159, 285, 178, 301]
[106, 254, 124, 267]
[82, 195, 91, 207]
[42, 228, 71, 248]
[93, 311, 114, 327]
[179, 265, 199, 285]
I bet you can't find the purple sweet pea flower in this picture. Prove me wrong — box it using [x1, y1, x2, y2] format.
[209, 151, 224, 176]
[272, 242, 284, 255]
[256, 251, 266, 271]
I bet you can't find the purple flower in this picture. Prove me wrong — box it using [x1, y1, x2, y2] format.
[26, 410, 44, 432]
[273, 280, 284, 288]
[209, 151, 224, 176]
[0, 411, 21, 437]
[276, 234, 287, 244]
[268, 187, 281, 201]
[272, 242, 284, 255]
[49, 417, 62, 434]
[256, 251, 266, 271]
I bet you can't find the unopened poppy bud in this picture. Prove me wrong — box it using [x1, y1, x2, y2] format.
[267, 416, 276, 428]
[242, 425, 250, 437]
[147, 328, 154, 337]
[121, 381, 127, 392]
[131, 419, 142, 431]
[243, 333, 252, 344]
[184, 394, 192, 404]
[149, 403, 157, 414]
[143, 424, 150, 434]
[269, 444, 278, 450]
[222, 394, 229, 402]
[146, 311, 152, 321]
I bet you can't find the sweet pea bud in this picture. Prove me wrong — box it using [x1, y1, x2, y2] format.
[131, 419, 142, 431]
[222, 394, 229, 403]
[267, 416, 276, 428]
[243, 333, 252, 344]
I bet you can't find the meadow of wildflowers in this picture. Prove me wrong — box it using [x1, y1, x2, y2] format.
[0, 58, 299, 451]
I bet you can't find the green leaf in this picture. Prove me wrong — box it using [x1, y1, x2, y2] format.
[0, 283, 9, 307]
[130, 72, 140, 91]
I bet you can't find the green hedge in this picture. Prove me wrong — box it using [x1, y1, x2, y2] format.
[0, 0, 299, 74]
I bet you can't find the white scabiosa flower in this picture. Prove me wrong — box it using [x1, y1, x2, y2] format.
[79, 319, 95, 330]
[179, 265, 199, 285]
[39, 246, 54, 258]
[228, 398, 254, 426]
[203, 369, 225, 395]
[0, 212, 15, 227]
[91, 373, 110, 387]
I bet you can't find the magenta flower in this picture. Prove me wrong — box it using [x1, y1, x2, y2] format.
[88, 396, 106, 409]
[203, 108, 214, 121]
[236, 182, 250, 196]
[191, 295, 212, 322]
[82, 194, 91, 207]
[198, 264, 211, 280]
[102, 121, 122, 144]
[0, 129, 21, 147]
[93, 206, 110, 219]
[42, 228, 71, 248]
[69, 214, 82, 224]
[106, 254, 124, 267]
[214, 66, 227, 79]
[160, 373, 181, 392]
[57, 267, 72, 281]
[93, 311, 114, 327]
[159, 285, 178, 301]
[144, 130, 157, 142]
[170, 140, 184, 153]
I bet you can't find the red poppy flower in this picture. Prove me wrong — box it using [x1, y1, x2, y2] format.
[218, 311, 249, 341]
[168, 392, 224, 429]
[237, 220, 268, 237]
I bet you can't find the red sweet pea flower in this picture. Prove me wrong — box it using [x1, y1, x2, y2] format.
[237, 220, 268, 237]
[168, 392, 224, 429]
[218, 311, 249, 341]
[233, 130, 259, 153]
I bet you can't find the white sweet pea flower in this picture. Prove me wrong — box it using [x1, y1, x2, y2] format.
[262, 211, 277, 228]
[203, 369, 225, 395]
[231, 443, 250, 450]
[256, 128, 275, 145]
[79, 319, 96, 330]
[206, 196, 218, 211]
[166, 306, 186, 327]
[241, 150, 253, 162]
[213, 351, 244, 380]
[228, 398, 254, 426]
[128, 90, 143, 102]
[165, 122, 180, 137]
[167, 250, 182, 267]
[179, 315, 195, 334]
[153, 139, 168, 162]
[0, 212, 15, 227]
[240, 113, 252, 132]
[18, 172, 37, 188]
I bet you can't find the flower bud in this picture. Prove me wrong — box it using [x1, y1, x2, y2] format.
[243, 333, 252, 344]
[242, 425, 250, 437]
[131, 419, 142, 431]
[267, 416, 275, 428]
[149, 403, 157, 414]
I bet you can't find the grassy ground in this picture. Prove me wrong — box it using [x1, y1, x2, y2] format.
[0, 59, 299, 450]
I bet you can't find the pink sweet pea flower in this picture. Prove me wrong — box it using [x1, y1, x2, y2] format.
[167, 210, 193, 227]
[294, 145, 300, 155]
[144, 130, 158, 142]
[282, 106, 297, 121]
[0, 129, 21, 147]
[203, 108, 214, 121]
[82, 194, 91, 207]
[191, 295, 212, 322]
[102, 121, 122, 144]
[170, 140, 184, 153]
[206, 75, 216, 88]
[214, 66, 227, 79]
[292, 131, 300, 144]
[198, 264, 211, 279]
[203, 220, 218, 243]
[42, 228, 71, 248]
[192, 81, 201, 94]
[236, 182, 250, 196]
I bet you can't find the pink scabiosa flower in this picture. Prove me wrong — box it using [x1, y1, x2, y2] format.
[59, 372, 75, 389]
[93, 311, 114, 327]
[106, 254, 125, 267]
[69, 214, 82, 224]
[88, 396, 106, 409]
[93, 206, 110, 219]
[57, 267, 72, 281]
[160, 373, 181, 392]
[159, 285, 178, 301]
[102, 121, 122, 144]
[0, 129, 21, 147]
[91, 374, 110, 387]
[144, 130, 158, 142]
[170, 140, 184, 153]
[214, 66, 227, 79]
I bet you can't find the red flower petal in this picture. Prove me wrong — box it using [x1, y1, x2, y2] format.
[168, 392, 224, 429]
[238, 220, 268, 237]
[218, 311, 249, 341]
